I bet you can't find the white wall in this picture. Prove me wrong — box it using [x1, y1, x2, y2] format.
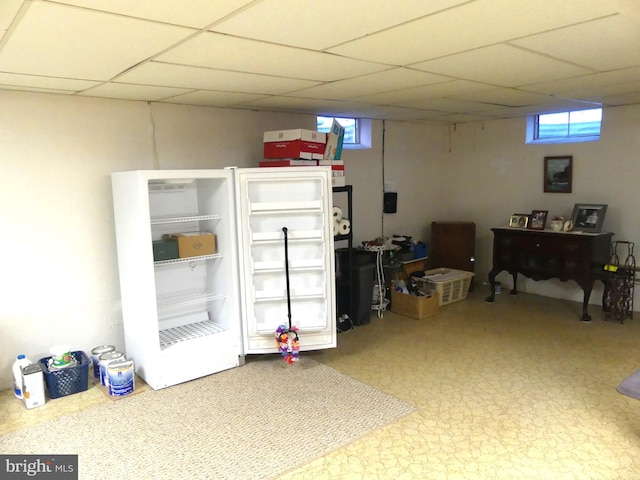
[0, 90, 376, 389]
[440, 105, 640, 305]
[2, 88, 639, 389]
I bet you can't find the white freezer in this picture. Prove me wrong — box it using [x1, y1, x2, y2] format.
[111, 167, 336, 389]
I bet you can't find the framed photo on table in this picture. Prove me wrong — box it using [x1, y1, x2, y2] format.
[571, 204, 607, 233]
[529, 210, 548, 230]
[509, 213, 530, 229]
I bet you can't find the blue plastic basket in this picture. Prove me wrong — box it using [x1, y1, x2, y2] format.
[38, 350, 90, 399]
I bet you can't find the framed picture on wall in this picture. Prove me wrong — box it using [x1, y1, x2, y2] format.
[509, 213, 530, 228]
[571, 204, 607, 233]
[529, 210, 548, 230]
[544, 156, 572, 193]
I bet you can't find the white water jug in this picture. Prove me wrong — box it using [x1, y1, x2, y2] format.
[12, 354, 33, 399]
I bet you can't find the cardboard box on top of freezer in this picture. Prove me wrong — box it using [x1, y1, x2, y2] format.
[163, 232, 216, 258]
[263, 129, 327, 160]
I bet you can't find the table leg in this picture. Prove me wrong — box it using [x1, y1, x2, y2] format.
[581, 284, 593, 322]
[486, 269, 498, 303]
[510, 272, 519, 296]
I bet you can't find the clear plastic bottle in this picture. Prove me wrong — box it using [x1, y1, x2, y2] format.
[12, 354, 33, 399]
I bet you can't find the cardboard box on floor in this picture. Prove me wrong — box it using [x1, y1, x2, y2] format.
[390, 290, 439, 320]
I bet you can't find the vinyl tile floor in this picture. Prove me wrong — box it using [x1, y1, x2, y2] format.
[3, 289, 640, 479]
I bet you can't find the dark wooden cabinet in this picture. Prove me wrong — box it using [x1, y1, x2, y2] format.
[431, 221, 476, 269]
[486, 227, 613, 322]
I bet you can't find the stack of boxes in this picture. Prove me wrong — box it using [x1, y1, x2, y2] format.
[261, 120, 346, 187]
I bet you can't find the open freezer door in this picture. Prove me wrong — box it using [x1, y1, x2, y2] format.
[234, 167, 337, 354]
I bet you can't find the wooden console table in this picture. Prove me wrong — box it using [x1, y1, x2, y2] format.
[486, 227, 614, 322]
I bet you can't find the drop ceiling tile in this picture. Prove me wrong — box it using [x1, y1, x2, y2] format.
[523, 67, 640, 96]
[484, 99, 601, 117]
[287, 68, 452, 99]
[0, 0, 24, 34]
[451, 88, 557, 107]
[431, 112, 504, 123]
[210, 0, 469, 50]
[0, 72, 99, 91]
[511, 15, 640, 71]
[327, 0, 619, 65]
[50, 0, 253, 28]
[352, 80, 499, 105]
[412, 44, 593, 87]
[161, 90, 270, 107]
[406, 97, 491, 113]
[242, 95, 364, 115]
[585, 91, 640, 106]
[333, 105, 429, 119]
[379, 109, 454, 121]
[117, 62, 321, 94]
[78, 82, 193, 101]
[0, 2, 194, 80]
[157, 32, 389, 82]
[0, 85, 74, 95]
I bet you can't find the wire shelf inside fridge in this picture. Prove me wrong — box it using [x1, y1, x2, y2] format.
[251, 230, 323, 243]
[249, 200, 321, 214]
[157, 290, 226, 311]
[154, 253, 222, 266]
[254, 288, 325, 302]
[151, 214, 221, 225]
[159, 320, 226, 348]
[253, 258, 323, 273]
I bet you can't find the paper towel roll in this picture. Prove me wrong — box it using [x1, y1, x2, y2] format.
[338, 219, 351, 235]
[332, 207, 343, 222]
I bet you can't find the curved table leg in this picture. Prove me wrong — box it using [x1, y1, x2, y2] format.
[581, 283, 594, 322]
[510, 272, 518, 296]
[486, 269, 498, 303]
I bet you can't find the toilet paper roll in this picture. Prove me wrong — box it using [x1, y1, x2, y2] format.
[333, 221, 339, 236]
[338, 219, 351, 235]
[332, 207, 343, 222]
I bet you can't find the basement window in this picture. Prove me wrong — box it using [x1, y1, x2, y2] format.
[317, 116, 371, 149]
[527, 108, 602, 144]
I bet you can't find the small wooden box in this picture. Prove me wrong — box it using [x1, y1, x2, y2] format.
[390, 290, 439, 320]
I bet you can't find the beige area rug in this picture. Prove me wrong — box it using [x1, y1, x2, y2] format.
[0, 356, 416, 480]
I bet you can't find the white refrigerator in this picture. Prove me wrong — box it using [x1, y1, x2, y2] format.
[111, 167, 337, 390]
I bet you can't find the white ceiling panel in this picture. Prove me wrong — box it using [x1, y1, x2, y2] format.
[210, 0, 469, 50]
[412, 45, 593, 87]
[451, 88, 559, 107]
[0, 0, 24, 36]
[0, 0, 639, 122]
[589, 91, 640, 106]
[327, 0, 619, 66]
[0, 72, 99, 91]
[404, 97, 494, 113]
[161, 90, 270, 107]
[0, 2, 194, 80]
[511, 15, 640, 71]
[242, 95, 365, 115]
[353, 80, 508, 106]
[286, 68, 452, 100]
[523, 67, 640, 96]
[117, 62, 321, 94]
[332, 105, 432, 119]
[50, 0, 254, 28]
[78, 83, 193, 102]
[157, 32, 388, 82]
